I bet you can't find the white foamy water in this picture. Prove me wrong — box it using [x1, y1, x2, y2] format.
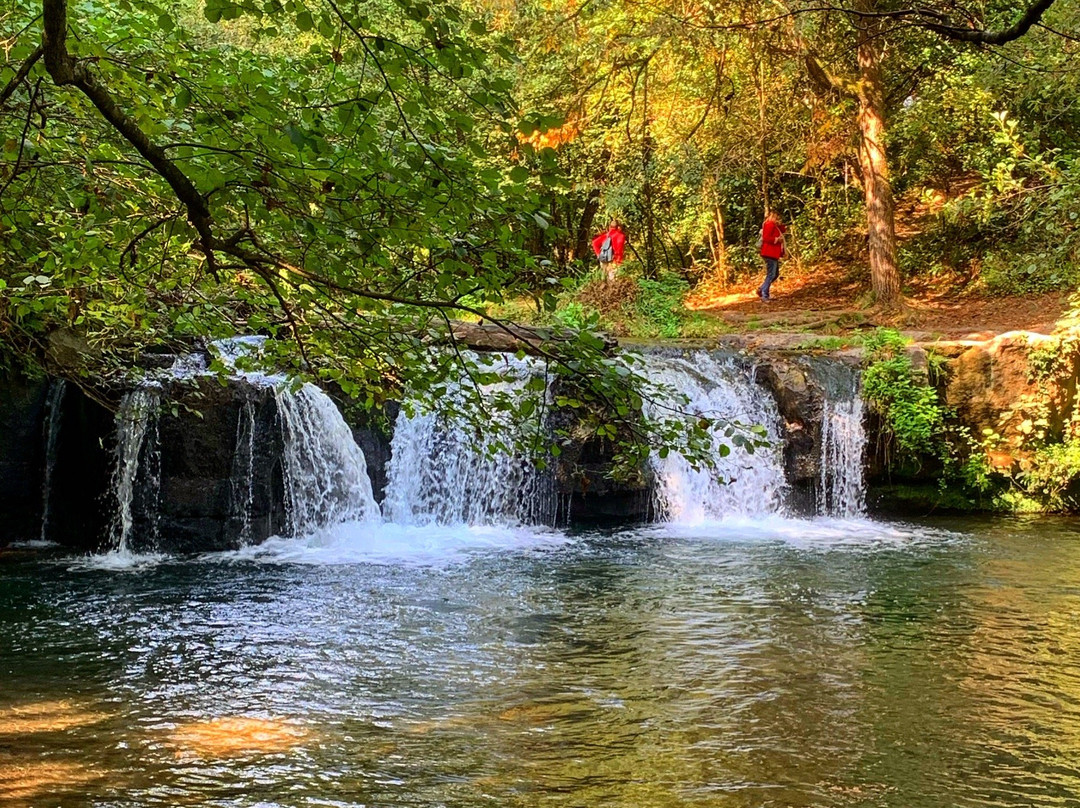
[276, 383, 380, 535]
[635, 514, 961, 552]
[216, 521, 573, 567]
[68, 550, 169, 572]
[642, 352, 787, 524]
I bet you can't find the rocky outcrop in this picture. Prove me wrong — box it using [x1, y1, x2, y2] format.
[753, 357, 823, 512]
[0, 373, 49, 542]
[148, 378, 287, 554]
[15, 328, 1069, 553]
[0, 373, 117, 550]
[930, 331, 1076, 469]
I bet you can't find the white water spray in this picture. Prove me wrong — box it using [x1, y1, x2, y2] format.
[642, 352, 786, 524]
[276, 383, 379, 536]
[383, 356, 556, 527]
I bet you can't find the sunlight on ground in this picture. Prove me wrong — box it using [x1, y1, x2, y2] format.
[0, 759, 104, 803]
[0, 699, 109, 735]
[168, 716, 309, 759]
[684, 290, 758, 311]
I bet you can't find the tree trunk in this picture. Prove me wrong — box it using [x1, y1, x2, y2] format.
[753, 51, 770, 214]
[855, 10, 902, 308]
[575, 190, 601, 261]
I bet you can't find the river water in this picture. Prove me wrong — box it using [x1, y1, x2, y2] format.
[4, 516, 1080, 807]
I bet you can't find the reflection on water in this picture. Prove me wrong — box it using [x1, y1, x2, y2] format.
[3, 516, 1080, 806]
[0, 760, 105, 805]
[168, 717, 310, 760]
[0, 700, 109, 735]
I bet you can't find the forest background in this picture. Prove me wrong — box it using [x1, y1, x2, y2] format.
[1, 0, 1078, 457]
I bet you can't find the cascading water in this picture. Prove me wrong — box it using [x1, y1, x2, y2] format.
[96, 334, 873, 561]
[230, 397, 257, 544]
[110, 386, 161, 553]
[39, 380, 66, 542]
[641, 352, 786, 523]
[383, 356, 557, 527]
[814, 363, 867, 518]
[275, 383, 379, 535]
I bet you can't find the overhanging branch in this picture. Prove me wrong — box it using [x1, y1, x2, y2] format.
[0, 44, 43, 108]
[922, 0, 1060, 45]
[41, 0, 216, 268]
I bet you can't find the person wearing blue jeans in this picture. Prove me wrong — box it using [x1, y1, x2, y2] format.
[759, 257, 780, 301]
[757, 211, 787, 301]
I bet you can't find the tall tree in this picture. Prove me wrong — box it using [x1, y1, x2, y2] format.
[796, 0, 1066, 308]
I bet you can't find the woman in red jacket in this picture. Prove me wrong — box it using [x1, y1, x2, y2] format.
[757, 211, 787, 301]
[592, 220, 627, 282]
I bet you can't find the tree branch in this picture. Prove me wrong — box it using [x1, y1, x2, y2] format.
[0, 44, 43, 108]
[803, 50, 858, 99]
[921, 0, 1060, 45]
[41, 0, 217, 273]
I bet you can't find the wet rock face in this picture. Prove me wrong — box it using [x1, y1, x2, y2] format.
[44, 385, 115, 551]
[754, 359, 823, 492]
[934, 332, 1075, 449]
[0, 373, 49, 543]
[0, 374, 117, 550]
[340, 400, 397, 505]
[147, 379, 288, 554]
[545, 387, 655, 526]
[555, 433, 654, 525]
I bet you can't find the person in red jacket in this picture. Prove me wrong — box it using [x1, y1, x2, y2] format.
[592, 220, 627, 282]
[757, 211, 787, 301]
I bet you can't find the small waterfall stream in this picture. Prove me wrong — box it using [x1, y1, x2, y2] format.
[383, 356, 557, 527]
[808, 360, 867, 518]
[39, 380, 66, 542]
[641, 352, 787, 523]
[110, 387, 161, 554]
[819, 396, 867, 517]
[276, 383, 379, 535]
[230, 397, 257, 544]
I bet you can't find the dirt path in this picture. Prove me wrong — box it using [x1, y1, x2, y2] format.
[685, 262, 1070, 339]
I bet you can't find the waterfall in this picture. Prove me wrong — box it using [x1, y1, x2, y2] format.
[275, 383, 379, 536]
[110, 387, 161, 553]
[641, 352, 786, 523]
[230, 397, 257, 544]
[39, 380, 66, 542]
[816, 368, 867, 518]
[383, 356, 557, 526]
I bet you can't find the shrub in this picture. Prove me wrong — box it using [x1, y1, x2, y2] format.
[861, 329, 947, 461]
[635, 274, 689, 339]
